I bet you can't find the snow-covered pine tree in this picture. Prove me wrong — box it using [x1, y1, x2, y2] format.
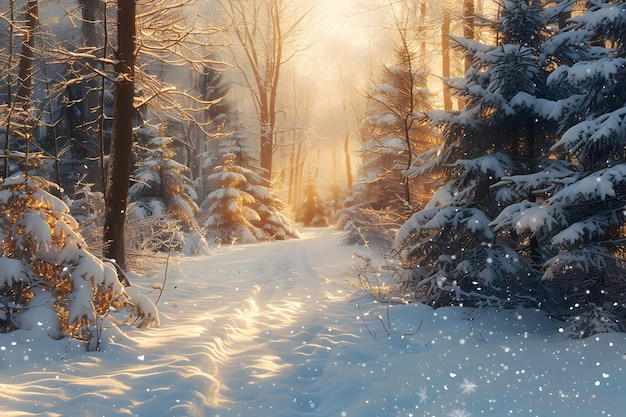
[355, 49, 432, 213]
[297, 179, 329, 227]
[395, 0, 560, 308]
[0, 169, 157, 347]
[494, 0, 626, 336]
[196, 63, 233, 202]
[197, 113, 251, 204]
[246, 175, 300, 240]
[343, 44, 434, 246]
[201, 151, 299, 243]
[128, 124, 208, 255]
[201, 152, 265, 243]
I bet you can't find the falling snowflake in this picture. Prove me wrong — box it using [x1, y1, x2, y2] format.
[459, 378, 478, 395]
[448, 408, 472, 417]
[417, 386, 429, 405]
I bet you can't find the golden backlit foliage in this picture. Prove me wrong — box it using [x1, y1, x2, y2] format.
[0, 172, 157, 345]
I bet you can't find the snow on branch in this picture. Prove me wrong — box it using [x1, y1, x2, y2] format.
[551, 107, 626, 155]
[551, 216, 611, 246]
[0, 173, 158, 345]
[449, 153, 513, 181]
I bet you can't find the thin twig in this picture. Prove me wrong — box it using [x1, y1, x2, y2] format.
[356, 302, 377, 339]
[154, 250, 170, 306]
[404, 320, 423, 336]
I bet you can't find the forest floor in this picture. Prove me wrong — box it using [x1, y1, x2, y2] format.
[1, 228, 625, 417]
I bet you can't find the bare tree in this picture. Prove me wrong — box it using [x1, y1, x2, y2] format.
[218, 0, 309, 186]
[133, 0, 225, 177]
[334, 64, 358, 193]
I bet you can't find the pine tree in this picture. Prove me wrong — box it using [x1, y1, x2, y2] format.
[494, 1, 626, 336]
[201, 152, 299, 243]
[0, 170, 156, 347]
[128, 124, 208, 255]
[250, 181, 300, 240]
[297, 179, 329, 227]
[196, 63, 233, 201]
[356, 49, 432, 214]
[395, 0, 560, 307]
[343, 44, 434, 246]
[202, 152, 265, 243]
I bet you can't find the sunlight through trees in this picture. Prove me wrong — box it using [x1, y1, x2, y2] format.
[0, 0, 625, 344]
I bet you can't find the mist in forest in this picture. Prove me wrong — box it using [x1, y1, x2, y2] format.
[211, 0, 402, 195]
[208, 0, 473, 196]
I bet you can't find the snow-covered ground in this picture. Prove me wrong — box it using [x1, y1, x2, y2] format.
[1, 228, 625, 417]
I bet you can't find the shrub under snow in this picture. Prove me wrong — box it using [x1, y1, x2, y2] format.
[0, 172, 158, 348]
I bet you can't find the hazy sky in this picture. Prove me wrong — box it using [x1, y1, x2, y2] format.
[276, 0, 406, 190]
[292, 0, 395, 137]
[282, 0, 393, 186]
[211, 0, 401, 190]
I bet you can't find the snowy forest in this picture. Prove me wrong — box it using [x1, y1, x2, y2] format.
[1, 0, 626, 368]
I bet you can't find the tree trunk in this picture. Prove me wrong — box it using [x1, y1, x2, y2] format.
[403, 119, 412, 209]
[16, 0, 39, 104]
[260, 126, 273, 186]
[294, 141, 303, 206]
[344, 132, 352, 189]
[463, 0, 475, 72]
[104, 0, 136, 270]
[76, 0, 105, 189]
[442, 12, 452, 110]
[288, 143, 296, 205]
[4, 0, 16, 177]
[79, 0, 102, 114]
[79, 0, 101, 49]
[99, 0, 109, 196]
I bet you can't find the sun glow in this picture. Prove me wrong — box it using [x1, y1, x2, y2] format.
[273, 1, 395, 199]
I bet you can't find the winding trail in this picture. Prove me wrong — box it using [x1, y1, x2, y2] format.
[168, 228, 375, 416]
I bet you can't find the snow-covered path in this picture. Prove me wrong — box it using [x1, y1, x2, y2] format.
[173, 227, 369, 415]
[2, 228, 626, 417]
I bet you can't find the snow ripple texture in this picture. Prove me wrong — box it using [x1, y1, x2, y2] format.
[2, 228, 626, 417]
